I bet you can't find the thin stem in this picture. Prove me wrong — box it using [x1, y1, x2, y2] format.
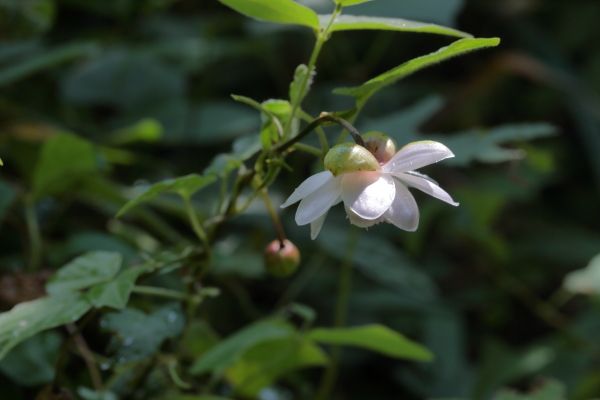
[132, 285, 188, 301]
[315, 229, 357, 400]
[66, 324, 103, 391]
[24, 196, 42, 271]
[260, 189, 286, 245]
[275, 113, 365, 154]
[293, 142, 323, 157]
[283, 5, 342, 139]
[183, 196, 211, 258]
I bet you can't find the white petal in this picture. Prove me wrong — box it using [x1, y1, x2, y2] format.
[295, 177, 341, 225]
[341, 172, 395, 220]
[345, 207, 381, 228]
[281, 171, 334, 208]
[384, 182, 419, 231]
[310, 213, 327, 240]
[382, 141, 454, 173]
[395, 172, 459, 206]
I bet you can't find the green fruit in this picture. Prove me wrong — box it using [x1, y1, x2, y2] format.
[324, 143, 379, 176]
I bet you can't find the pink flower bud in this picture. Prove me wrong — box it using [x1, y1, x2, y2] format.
[264, 239, 301, 277]
[363, 131, 396, 163]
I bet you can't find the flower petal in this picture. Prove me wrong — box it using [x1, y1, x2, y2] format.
[341, 172, 395, 220]
[295, 177, 341, 225]
[384, 182, 419, 231]
[382, 140, 454, 173]
[395, 172, 459, 206]
[345, 207, 381, 228]
[281, 171, 334, 208]
[310, 213, 327, 240]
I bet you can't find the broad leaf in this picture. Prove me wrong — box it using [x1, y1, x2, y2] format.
[0, 294, 91, 359]
[308, 324, 433, 361]
[0, 331, 61, 386]
[190, 319, 294, 376]
[86, 267, 145, 309]
[117, 174, 216, 217]
[322, 15, 470, 38]
[228, 336, 328, 396]
[218, 0, 319, 29]
[102, 304, 185, 363]
[334, 37, 500, 104]
[46, 251, 122, 295]
[32, 133, 97, 199]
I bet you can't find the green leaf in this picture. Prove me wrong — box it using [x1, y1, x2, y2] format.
[322, 14, 470, 38]
[102, 304, 185, 363]
[335, 0, 373, 6]
[493, 379, 566, 400]
[46, 251, 122, 296]
[218, 0, 319, 29]
[228, 336, 328, 396]
[86, 267, 144, 309]
[77, 387, 119, 400]
[32, 133, 98, 199]
[334, 37, 500, 104]
[190, 319, 294, 376]
[307, 324, 433, 361]
[117, 174, 216, 217]
[563, 253, 600, 295]
[0, 331, 62, 386]
[289, 64, 314, 106]
[0, 293, 91, 359]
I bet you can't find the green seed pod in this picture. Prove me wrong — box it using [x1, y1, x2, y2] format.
[324, 143, 379, 176]
[264, 239, 301, 277]
[363, 131, 396, 163]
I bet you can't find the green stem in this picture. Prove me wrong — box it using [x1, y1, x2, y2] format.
[293, 142, 323, 157]
[283, 4, 342, 139]
[24, 196, 42, 271]
[132, 285, 188, 301]
[315, 229, 357, 400]
[260, 189, 286, 245]
[183, 196, 210, 256]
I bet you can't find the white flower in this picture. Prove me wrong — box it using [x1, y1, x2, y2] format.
[280, 140, 459, 239]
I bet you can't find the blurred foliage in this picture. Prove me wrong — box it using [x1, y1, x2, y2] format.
[0, 0, 600, 399]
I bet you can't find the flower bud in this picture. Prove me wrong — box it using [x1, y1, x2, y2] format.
[363, 131, 396, 163]
[324, 143, 379, 176]
[264, 239, 301, 277]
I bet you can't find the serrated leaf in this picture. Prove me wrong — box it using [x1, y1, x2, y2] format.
[46, 251, 122, 295]
[228, 336, 328, 396]
[289, 64, 314, 106]
[117, 174, 216, 217]
[218, 0, 319, 29]
[322, 14, 470, 38]
[307, 324, 433, 361]
[86, 267, 144, 309]
[32, 133, 97, 199]
[0, 294, 91, 359]
[334, 37, 500, 104]
[190, 319, 294, 376]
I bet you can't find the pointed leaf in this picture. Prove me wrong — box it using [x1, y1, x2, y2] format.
[218, 0, 319, 29]
[322, 14, 470, 38]
[335, 0, 373, 6]
[46, 251, 122, 295]
[0, 294, 91, 359]
[334, 37, 500, 104]
[307, 324, 433, 361]
[117, 174, 216, 217]
[86, 267, 144, 309]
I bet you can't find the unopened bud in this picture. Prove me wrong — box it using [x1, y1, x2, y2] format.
[363, 131, 396, 163]
[264, 239, 301, 277]
[324, 143, 379, 176]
